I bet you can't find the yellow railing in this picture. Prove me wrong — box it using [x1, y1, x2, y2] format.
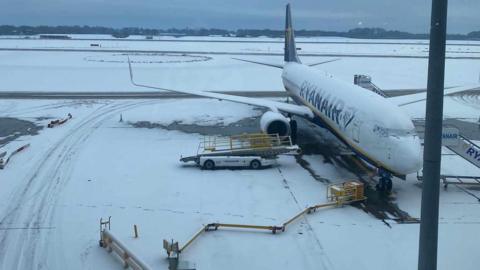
[199, 133, 292, 154]
[167, 181, 366, 256]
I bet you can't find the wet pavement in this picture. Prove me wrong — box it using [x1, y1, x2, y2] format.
[130, 116, 261, 136]
[0, 117, 42, 147]
[293, 117, 419, 224]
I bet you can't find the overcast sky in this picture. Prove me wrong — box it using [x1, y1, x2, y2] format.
[0, 0, 479, 34]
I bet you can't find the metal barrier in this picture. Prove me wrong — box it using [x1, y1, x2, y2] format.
[0, 144, 30, 169]
[166, 181, 366, 258]
[99, 218, 152, 270]
[97, 182, 366, 270]
[418, 173, 480, 190]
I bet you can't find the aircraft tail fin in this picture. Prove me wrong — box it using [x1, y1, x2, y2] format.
[285, 4, 301, 63]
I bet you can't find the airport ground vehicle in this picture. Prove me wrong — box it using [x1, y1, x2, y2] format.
[180, 133, 300, 169]
[199, 156, 276, 170]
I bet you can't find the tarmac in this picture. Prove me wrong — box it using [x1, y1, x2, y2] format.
[0, 89, 425, 99]
[0, 117, 42, 147]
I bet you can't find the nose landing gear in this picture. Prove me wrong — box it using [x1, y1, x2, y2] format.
[376, 170, 393, 193]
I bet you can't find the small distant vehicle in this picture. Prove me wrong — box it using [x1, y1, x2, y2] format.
[199, 156, 276, 170]
[47, 113, 72, 128]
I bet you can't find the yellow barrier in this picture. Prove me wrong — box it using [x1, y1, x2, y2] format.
[171, 181, 366, 256]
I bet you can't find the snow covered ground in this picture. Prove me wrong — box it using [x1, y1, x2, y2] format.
[0, 36, 480, 92]
[0, 95, 480, 270]
[2, 34, 480, 45]
[1, 35, 480, 58]
[1, 37, 480, 270]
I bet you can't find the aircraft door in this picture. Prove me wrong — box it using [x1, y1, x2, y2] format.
[351, 120, 362, 143]
[372, 123, 391, 161]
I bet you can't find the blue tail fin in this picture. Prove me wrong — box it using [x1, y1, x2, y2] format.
[285, 4, 301, 63]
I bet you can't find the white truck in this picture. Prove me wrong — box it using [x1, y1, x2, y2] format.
[199, 156, 276, 170]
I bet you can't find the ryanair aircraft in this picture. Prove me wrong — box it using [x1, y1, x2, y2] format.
[129, 4, 479, 192]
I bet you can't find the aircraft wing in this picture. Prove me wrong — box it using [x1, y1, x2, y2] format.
[128, 59, 313, 118]
[389, 84, 480, 107]
[231, 57, 341, 68]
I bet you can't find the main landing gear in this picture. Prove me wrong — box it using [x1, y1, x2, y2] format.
[288, 114, 298, 144]
[376, 170, 393, 193]
[290, 119, 298, 144]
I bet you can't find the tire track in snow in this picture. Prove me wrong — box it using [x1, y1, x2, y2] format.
[0, 101, 117, 269]
[276, 167, 334, 270]
[3, 100, 102, 117]
[0, 100, 157, 270]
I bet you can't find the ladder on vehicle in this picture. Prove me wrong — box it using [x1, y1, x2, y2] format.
[445, 134, 480, 169]
[413, 119, 480, 170]
[180, 133, 300, 163]
[354, 74, 387, 97]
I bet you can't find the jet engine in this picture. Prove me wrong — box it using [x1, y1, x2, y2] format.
[260, 111, 291, 136]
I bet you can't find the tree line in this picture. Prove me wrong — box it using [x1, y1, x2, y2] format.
[0, 25, 479, 40]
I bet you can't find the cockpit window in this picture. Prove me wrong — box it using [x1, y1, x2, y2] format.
[373, 125, 416, 138]
[388, 128, 415, 138]
[373, 125, 388, 137]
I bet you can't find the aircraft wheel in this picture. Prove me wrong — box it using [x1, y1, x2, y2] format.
[386, 178, 393, 193]
[376, 178, 386, 192]
[203, 160, 215, 170]
[250, 160, 261, 170]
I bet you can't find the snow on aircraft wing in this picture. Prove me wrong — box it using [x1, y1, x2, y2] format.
[231, 58, 284, 69]
[128, 59, 313, 118]
[389, 84, 480, 107]
[231, 57, 341, 68]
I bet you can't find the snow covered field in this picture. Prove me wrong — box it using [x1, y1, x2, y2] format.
[2, 35, 480, 58]
[0, 36, 480, 92]
[1, 37, 480, 270]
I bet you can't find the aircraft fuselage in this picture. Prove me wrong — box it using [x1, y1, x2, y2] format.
[282, 62, 423, 176]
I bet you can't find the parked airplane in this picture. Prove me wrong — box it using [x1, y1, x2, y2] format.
[128, 4, 479, 192]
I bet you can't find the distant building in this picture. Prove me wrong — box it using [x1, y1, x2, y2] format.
[39, 34, 71, 40]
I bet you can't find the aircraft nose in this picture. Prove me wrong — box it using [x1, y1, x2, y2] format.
[390, 136, 423, 175]
[409, 145, 423, 172]
[399, 137, 423, 174]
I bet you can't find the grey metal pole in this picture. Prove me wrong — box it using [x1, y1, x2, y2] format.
[418, 0, 448, 269]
